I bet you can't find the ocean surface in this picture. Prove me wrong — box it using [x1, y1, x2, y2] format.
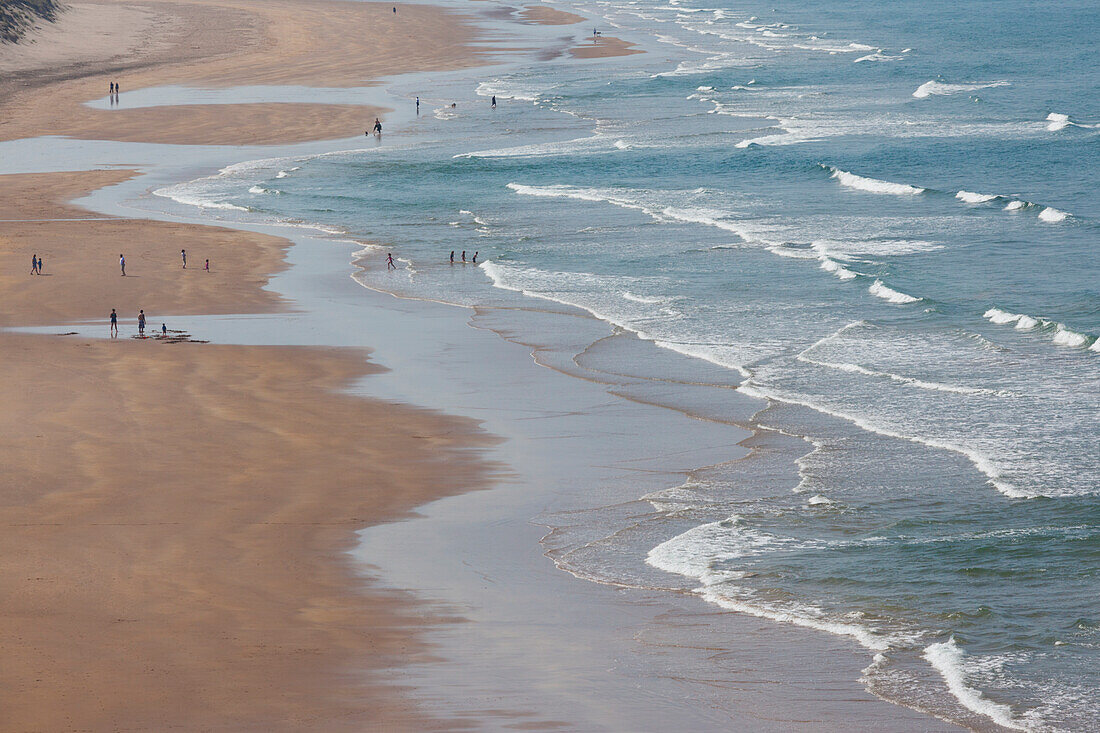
[152, 0, 1099, 729]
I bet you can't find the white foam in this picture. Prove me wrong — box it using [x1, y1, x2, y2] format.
[923, 639, 1029, 731]
[1046, 112, 1070, 131]
[738, 380, 1026, 497]
[1004, 200, 1028, 211]
[1037, 207, 1069, 223]
[1090, 339, 1100, 353]
[819, 258, 858, 280]
[853, 51, 903, 63]
[956, 190, 997, 204]
[868, 280, 920, 304]
[807, 494, 833, 505]
[983, 308, 1026, 326]
[475, 80, 540, 102]
[645, 518, 893, 652]
[152, 185, 249, 211]
[1052, 325, 1089, 347]
[622, 291, 666, 304]
[912, 80, 1009, 99]
[984, 309, 1094, 349]
[828, 167, 925, 195]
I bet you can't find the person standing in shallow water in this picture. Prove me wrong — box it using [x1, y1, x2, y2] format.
[450, 250, 455, 264]
[110, 308, 118, 337]
[472, 251, 478, 263]
[137, 309, 146, 336]
[387, 253, 396, 270]
[461, 250, 466, 263]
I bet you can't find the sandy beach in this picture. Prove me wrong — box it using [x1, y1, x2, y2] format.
[0, 0, 977, 730]
[0, 0, 486, 145]
[0, 2, 499, 729]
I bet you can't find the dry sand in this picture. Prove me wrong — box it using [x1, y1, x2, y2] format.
[0, 156, 494, 732]
[0, 0, 487, 145]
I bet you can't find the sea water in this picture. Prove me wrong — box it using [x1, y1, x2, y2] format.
[154, 0, 1099, 728]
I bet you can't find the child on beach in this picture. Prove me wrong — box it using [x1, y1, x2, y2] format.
[37, 256, 43, 274]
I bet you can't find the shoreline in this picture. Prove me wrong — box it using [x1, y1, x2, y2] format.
[0, 0, 976, 730]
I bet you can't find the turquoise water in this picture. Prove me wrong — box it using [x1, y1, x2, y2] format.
[156, 0, 1098, 728]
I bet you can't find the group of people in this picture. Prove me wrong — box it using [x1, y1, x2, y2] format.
[108, 81, 121, 106]
[109, 307, 167, 339]
[449, 250, 477, 264]
[29, 253, 44, 275]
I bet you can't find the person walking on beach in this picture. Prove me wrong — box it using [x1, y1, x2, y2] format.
[30, 253, 38, 275]
[110, 308, 118, 337]
[119, 253, 126, 276]
[450, 250, 455, 264]
[387, 253, 396, 270]
[137, 309, 146, 336]
[204, 258, 210, 271]
[181, 248, 187, 268]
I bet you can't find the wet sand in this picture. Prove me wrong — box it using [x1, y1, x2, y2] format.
[570, 35, 643, 58]
[521, 5, 586, 24]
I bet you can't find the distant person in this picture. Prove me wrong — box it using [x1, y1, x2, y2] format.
[472, 251, 478, 263]
[451, 102, 456, 108]
[161, 323, 167, 336]
[491, 95, 497, 109]
[204, 258, 210, 271]
[30, 253, 38, 275]
[461, 250, 466, 263]
[416, 96, 420, 115]
[119, 253, 126, 276]
[386, 253, 396, 270]
[181, 248, 187, 268]
[450, 250, 455, 263]
[110, 308, 118, 337]
[373, 118, 383, 135]
[37, 255, 43, 274]
[109, 82, 113, 94]
[138, 309, 146, 336]
[393, 5, 396, 12]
